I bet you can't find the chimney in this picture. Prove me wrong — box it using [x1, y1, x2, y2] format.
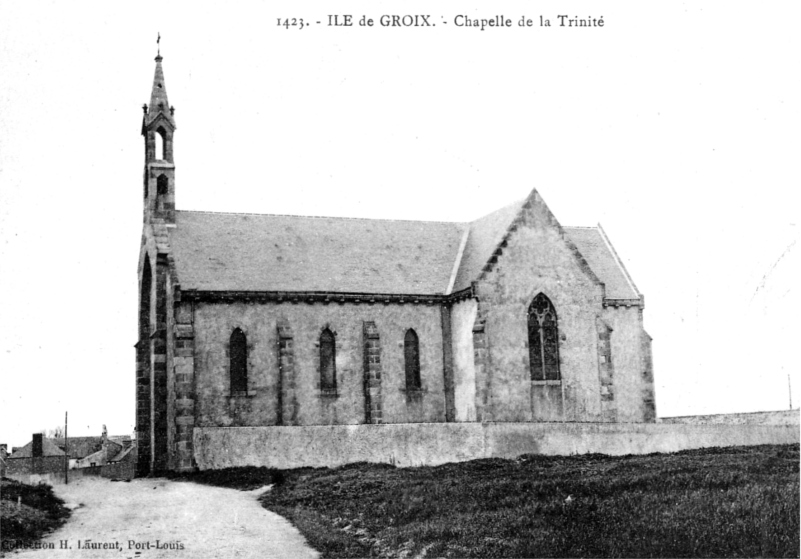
[0, 444, 7, 460]
[32, 433, 43, 457]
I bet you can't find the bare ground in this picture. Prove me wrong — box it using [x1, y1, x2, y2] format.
[10, 477, 319, 559]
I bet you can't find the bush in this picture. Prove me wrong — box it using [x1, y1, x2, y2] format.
[1, 478, 70, 553]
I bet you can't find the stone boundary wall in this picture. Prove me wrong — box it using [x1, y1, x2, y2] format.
[4, 465, 100, 486]
[193, 422, 800, 470]
[659, 409, 800, 426]
[5, 456, 68, 478]
[101, 461, 135, 480]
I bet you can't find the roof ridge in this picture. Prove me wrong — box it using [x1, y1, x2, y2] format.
[596, 223, 641, 297]
[446, 226, 471, 295]
[175, 209, 467, 226]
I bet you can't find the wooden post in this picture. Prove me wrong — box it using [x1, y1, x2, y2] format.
[64, 411, 68, 485]
[790, 374, 793, 410]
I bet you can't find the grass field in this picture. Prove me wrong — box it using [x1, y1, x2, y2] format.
[263, 444, 799, 558]
[0, 478, 70, 555]
[174, 444, 799, 557]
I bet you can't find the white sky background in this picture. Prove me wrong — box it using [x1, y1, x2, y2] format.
[0, 1, 798, 447]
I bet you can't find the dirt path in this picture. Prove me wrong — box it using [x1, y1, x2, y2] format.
[11, 477, 319, 559]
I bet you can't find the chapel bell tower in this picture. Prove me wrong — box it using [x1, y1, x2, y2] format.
[142, 49, 176, 224]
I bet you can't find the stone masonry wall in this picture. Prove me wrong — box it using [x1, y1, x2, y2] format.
[660, 409, 800, 425]
[192, 301, 447, 428]
[152, 255, 169, 472]
[171, 297, 196, 471]
[362, 321, 383, 424]
[6, 456, 67, 477]
[135, 256, 152, 476]
[194, 423, 800, 470]
[450, 299, 478, 422]
[596, 318, 616, 422]
[474, 194, 607, 422]
[601, 306, 654, 422]
[139, 220, 192, 473]
[101, 458, 135, 481]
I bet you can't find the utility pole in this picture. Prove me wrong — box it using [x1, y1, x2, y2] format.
[789, 374, 793, 410]
[64, 411, 68, 485]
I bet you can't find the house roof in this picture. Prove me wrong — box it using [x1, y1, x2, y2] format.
[48, 437, 102, 459]
[563, 227, 640, 300]
[168, 195, 641, 301]
[170, 211, 466, 295]
[47, 436, 129, 459]
[10, 439, 66, 458]
[77, 449, 105, 465]
[109, 445, 135, 463]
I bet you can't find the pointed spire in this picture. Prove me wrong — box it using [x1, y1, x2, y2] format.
[145, 35, 175, 128]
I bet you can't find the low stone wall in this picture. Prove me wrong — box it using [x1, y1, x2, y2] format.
[6, 456, 67, 477]
[659, 409, 800, 426]
[193, 422, 800, 470]
[4, 463, 99, 485]
[101, 460, 135, 480]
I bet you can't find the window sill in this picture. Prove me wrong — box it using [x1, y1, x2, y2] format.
[230, 390, 257, 398]
[531, 380, 561, 386]
[319, 389, 339, 398]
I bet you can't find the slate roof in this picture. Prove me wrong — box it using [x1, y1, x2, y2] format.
[77, 449, 105, 465]
[170, 212, 465, 295]
[48, 437, 102, 459]
[168, 199, 640, 301]
[109, 445, 134, 463]
[10, 439, 66, 458]
[563, 227, 640, 300]
[452, 199, 526, 293]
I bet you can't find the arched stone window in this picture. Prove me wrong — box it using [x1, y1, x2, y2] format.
[404, 329, 421, 390]
[320, 328, 336, 391]
[230, 328, 248, 394]
[528, 293, 560, 381]
[155, 174, 168, 212]
[156, 174, 168, 197]
[155, 127, 167, 160]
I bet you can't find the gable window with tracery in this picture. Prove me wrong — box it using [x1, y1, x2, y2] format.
[528, 293, 560, 381]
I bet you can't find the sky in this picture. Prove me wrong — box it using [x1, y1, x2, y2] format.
[1, 1, 798, 448]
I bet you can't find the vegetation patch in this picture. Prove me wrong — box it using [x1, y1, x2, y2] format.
[167, 465, 284, 490]
[1, 478, 70, 555]
[255, 444, 799, 558]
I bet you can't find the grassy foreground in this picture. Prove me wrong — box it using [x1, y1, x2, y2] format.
[256, 444, 799, 558]
[0, 478, 70, 555]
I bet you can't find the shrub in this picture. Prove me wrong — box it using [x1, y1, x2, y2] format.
[1, 478, 70, 552]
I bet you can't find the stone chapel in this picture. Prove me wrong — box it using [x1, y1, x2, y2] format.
[136, 55, 655, 475]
